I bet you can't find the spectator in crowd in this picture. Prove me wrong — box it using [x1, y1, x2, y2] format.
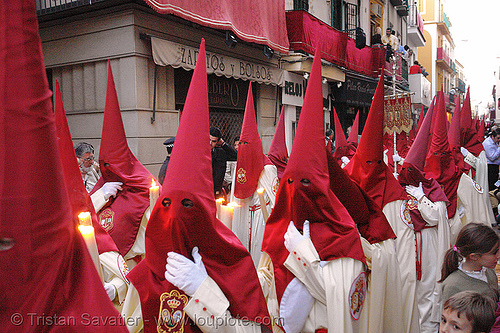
[158, 136, 174, 185]
[410, 61, 423, 74]
[210, 126, 237, 199]
[483, 128, 500, 190]
[382, 27, 399, 50]
[75, 142, 101, 192]
[440, 291, 496, 333]
[371, 26, 382, 46]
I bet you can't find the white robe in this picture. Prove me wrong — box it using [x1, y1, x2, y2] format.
[231, 164, 279, 267]
[382, 200, 420, 333]
[463, 151, 495, 224]
[282, 238, 365, 333]
[414, 198, 449, 333]
[358, 238, 405, 333]
[457, 173, 492, 226]
[123, 277, 264, 333]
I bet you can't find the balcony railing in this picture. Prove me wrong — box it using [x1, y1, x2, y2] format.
[457, 78, 466, 93]
[442, 12, 450, 29]
[408, 3, 424, 36]
[35, 0, 109, 15]
[437, 47, 450, 66]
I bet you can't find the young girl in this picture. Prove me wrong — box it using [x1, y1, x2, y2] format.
[440, 223, 500, 304]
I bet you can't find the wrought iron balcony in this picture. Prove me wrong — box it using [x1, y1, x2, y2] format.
[407, 3, 425, 47]
[436, 47, 454, 73]
[456, 78, 466, 93]
[35, 0, 101, 15]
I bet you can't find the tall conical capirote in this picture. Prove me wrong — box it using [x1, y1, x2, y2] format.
[127, 39, 270, 333]
[0, 2, 126, 331]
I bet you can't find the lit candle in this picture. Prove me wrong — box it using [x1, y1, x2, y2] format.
[219, 202, 236, 229]
[78, 212, 103, 282]
[150, 179, 160, 209]
[257, 187, 269, 223]
[216, 198, 224, 220]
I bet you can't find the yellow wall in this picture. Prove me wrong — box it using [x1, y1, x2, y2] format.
[419, 0, 436, 22]
[418, 30, 433, 91]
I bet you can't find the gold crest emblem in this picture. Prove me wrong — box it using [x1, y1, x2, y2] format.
[272, 178, 279, 195]
[157, 290, 189, 333]
[349, 271, 366, 320]
[99, 208, 114, 232]
[406, 195, 419, 210]
[237, 168, 247, 184]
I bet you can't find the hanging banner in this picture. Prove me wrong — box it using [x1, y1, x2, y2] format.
[384, 95, 413, 134]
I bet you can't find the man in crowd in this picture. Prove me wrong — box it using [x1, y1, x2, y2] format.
[483, 128, 500, 190]
[76, 142, 101, 192]
[210, 126, 238, 199]
[158, 137, 175, 185]
[381, 27, 398, 50]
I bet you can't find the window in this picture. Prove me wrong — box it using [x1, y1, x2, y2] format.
[294, 0, 309, 11]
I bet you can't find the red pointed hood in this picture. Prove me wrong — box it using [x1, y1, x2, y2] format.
[347, 111, 360, 145]
[344, 71, 407, 208]
[416, 106, 425, 134]
[127, 40, 270, 332]
[449, 95, 462, 150]
[398, 96, 448, 230]
[478, 116, 485, 142]
[262, 47, 366, 303]
[448, 94, 469, 171]
[460, 87, 475, 147]
[424, 90, 461, 218]
[0, 1, 126, 331]
[333, 107, 348, 146]
[268, 105, 288, 179]
[234, 83, 265, 199]
[327, 147, 396, 243]
[333, 107, 351, 163]
[91, 62, 153, 257]
[54, 80, 118, 255]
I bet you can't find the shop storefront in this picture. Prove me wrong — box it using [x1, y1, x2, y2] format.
[331, 72, 378, 135]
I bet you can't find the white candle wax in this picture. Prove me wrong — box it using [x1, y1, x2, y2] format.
[78, 212, 103, 282]
[219, 203, 235, 229]
[257, 188, 269, 223]
[150, 179, 160, 209]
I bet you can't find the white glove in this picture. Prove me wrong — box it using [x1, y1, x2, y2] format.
[284, 220, 310, 252]
[393, 153, 402, 163]
[406, 182, 425, 201]
[103, 282, 117, 301]
[102, 182, 123, 200]
[340, 156, 350, 164]
[460, 147, 469, 157]
[165, 247, 208, 296]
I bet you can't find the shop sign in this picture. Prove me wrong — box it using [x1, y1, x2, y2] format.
[152, 37, 283, 86]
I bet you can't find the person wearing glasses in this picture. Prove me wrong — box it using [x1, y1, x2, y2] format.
[75, 142, 101, 192]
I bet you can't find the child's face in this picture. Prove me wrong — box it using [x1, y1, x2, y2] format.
[440, 308, 473, 333]
[477, 243, 500, 269]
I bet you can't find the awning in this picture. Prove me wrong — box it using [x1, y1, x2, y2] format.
[286, 10, 385, 78]
[144, 0, 289, 53]
[151, 37, 284, 86]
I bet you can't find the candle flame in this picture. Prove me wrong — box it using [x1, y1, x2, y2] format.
[257, 187, 265, 194]
[78, 211, 91, 220]
[151, 179, 157, 188]
[216, 198, 225, 204]
[78, 211, 92, 226]
[227, 202, 239, 208]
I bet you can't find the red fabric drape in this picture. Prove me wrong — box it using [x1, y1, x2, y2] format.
[286, 10, 385, 78]
[143, 0, 289, 53]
